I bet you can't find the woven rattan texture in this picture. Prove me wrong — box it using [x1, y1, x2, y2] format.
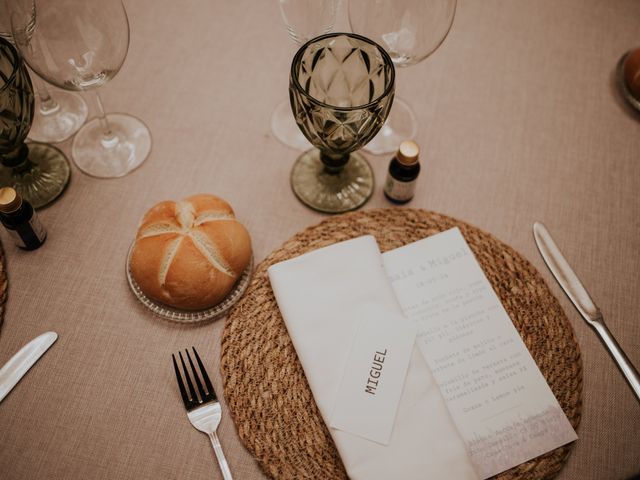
[220, 209, 582, 480]
[0, 240, 6, 330]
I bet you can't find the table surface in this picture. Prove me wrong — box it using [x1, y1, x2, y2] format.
[1, 0, 639, 479]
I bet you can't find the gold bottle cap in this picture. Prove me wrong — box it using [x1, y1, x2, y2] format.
[0, 187, 22, 213]
[396, 140, 420, 166]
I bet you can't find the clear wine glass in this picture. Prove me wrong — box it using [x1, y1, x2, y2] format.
[271, 0, 338, 150]
[11, 0, 151, 178]
[0, 36, 71, 208]
[349, 0, 457, 154]
[0, 0, 87, 144]
[289, 33, 395, 213]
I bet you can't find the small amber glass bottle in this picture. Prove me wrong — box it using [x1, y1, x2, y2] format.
[384, 140, 421, 204]
[0, 187, 47, 250]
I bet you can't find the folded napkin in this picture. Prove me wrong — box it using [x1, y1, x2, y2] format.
[268, 236, 478, 480]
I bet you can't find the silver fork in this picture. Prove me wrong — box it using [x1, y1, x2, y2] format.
[172, 347, 233, 480]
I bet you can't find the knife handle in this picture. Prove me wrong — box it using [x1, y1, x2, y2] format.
[591, 320, 640, 404]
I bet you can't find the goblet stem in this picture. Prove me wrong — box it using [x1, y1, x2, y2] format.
[26, 67, 88, 143]
[1, 144, 31, 170]
[93, 91, 118, 148]
[35, 79, 60, 115]
[320, 151, 349, 173]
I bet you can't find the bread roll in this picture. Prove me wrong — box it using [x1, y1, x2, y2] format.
[130, 194, 252, 310]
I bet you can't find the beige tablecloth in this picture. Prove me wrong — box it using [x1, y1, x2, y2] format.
[0, 0, 639, 479]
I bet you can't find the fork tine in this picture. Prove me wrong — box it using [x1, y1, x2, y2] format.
[192, 347, 216, 400]
[179, 351, 199, 404]
[185, 348, 208, 401]
[172, 354, 191, 408]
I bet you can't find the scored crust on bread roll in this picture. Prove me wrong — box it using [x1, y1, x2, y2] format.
[130, 194, 252, 310]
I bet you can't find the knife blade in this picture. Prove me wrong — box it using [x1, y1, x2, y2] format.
[0, 331, 57, 404]
[533, 222, 640, 403]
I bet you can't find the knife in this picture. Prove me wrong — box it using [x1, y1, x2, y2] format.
[533, 222, 640, 403]
[0, 331, 58, 404]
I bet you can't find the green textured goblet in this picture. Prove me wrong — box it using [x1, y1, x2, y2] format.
[289, 33, 395, 213]
[0, 36, 70, 209]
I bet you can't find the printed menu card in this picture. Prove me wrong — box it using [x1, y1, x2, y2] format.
[382, 228, 577, 478]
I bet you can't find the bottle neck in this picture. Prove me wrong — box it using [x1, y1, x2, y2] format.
[0, 201, 30, 224]
[394, 157, 419, 170]
[389, 157, 420, 181]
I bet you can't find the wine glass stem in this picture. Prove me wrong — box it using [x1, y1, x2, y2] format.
[94, 91, 118, 148]
[33, 77, 60, 115]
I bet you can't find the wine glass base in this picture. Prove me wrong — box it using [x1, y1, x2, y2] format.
[71, 113, 151, 178]
[363, 97, 418, 155]
[0, 142, 70, 209]
[28, 90, 88, 144]
[290, 149, 374, 214]
[270, 99, 311, 150]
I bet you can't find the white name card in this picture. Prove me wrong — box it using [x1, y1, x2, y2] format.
[330, 304, 417, 445]
[382, 228, 577, 478]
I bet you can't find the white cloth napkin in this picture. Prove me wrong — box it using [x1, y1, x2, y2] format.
[268, 236, 478, 480]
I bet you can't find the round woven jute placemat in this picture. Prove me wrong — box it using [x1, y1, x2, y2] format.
[220, 209, 582, 480]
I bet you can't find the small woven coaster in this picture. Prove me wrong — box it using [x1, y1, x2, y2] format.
[220, 209, 582, 480]
[0, 239, 7, 331]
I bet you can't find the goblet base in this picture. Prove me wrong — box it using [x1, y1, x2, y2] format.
[290, 149, 374, 214]
[363, 97, 417, 155]
[270, 100, 311, 150]
[28, 90, 88, 144]
[0, 142, 70, 209]
[71, 113, 151, 178]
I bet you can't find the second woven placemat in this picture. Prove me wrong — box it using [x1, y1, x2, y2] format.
[220, 209, 582, 480]
[0, 239, 7, 332]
